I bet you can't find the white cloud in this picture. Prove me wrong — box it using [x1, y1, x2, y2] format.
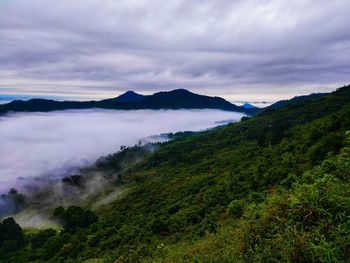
[0, 109, 244, 192]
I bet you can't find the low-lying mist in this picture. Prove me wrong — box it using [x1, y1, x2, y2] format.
[0, 109, 244, 193]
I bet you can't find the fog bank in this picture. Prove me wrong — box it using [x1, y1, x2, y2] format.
[0, 109, 244, 192]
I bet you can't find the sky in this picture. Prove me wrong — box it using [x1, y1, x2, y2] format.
[1, 0, 350, 102]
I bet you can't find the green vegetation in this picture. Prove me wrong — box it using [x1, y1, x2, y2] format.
[53, 206, 98, 233]
[0, 217, 24, 254]
[1, 85, 350, 262]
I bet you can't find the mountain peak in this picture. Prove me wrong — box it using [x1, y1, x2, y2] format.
[169, 89, 192, 94]
[111, 90, 146, 103]
[153, 89, 191, 95]
[172, 88, 190, 92]
[122, 90, 139, 95]
[242, 103, 258, 109]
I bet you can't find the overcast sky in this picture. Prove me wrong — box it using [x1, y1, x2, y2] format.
[1, 0, 349, 102]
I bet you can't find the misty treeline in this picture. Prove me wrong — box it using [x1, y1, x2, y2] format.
[0, 139, 162, 221]
[1, 85, 350, 262]
[0, 205, 97, 255]
[0, 130, 188, 221]
[0, 188, 25, 218]
[0, 140, 165, 258]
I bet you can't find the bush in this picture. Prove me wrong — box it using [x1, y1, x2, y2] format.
[31, 229, 57, 249]
[0, 217, 24, 248]
[0, 240, 19, 254]
[53, 206, 98, 232]
[228, 200, 245, 218]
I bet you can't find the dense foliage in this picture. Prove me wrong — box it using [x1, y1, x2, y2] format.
[0, 217, 24, 254]
[53, 206, 98, 233]
[1, 85, 350, 262]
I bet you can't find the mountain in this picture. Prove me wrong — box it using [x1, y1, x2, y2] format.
[103, 90, 146, 103]
[2, 85, 350, 262]
[241, 102, 258, 109]
[0, 89, 258, 115]
[125, 89, 253, 112]
[267, 92, 327, 110]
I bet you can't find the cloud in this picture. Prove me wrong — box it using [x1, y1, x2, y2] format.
[12, 210, 60, 229]
[0, 0, 349, 101]
[0, 109, 244, 192]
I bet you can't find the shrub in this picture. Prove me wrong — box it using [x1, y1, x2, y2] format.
[53, 206, 98, 232]
[0, 217, 24, 248]
[228, 200, 244, 218]
[31, 229, 57, 249]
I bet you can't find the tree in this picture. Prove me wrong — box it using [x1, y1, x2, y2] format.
[0, 217, 24, 249]
[31, 229, 56, 249]
[53, 206, 98, 232]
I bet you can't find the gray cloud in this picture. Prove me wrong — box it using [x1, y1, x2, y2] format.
[0, 0, 349, 101]
[0, 109, 244, 192]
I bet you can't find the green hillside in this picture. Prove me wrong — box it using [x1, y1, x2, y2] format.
[1, 85, 350, 262]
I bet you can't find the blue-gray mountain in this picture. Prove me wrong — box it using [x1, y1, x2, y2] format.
[0, 89, 259, 115]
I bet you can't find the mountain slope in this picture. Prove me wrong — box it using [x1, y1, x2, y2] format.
[267, 92, 327, 110]
[1, 85, 350, 262]
[0, 89, 257, 115]
[129, 89, 247, 111]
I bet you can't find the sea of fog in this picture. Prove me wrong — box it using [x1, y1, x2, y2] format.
[0, 109, 244, 193]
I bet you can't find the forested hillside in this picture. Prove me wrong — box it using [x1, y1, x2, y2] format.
[1, 85, 350, 262]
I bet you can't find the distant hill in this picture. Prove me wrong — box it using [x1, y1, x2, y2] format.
[241, 102, 258, 109]
[103, 90, 146, 103]
[0, 89, 258, 115]
[267, 92, 327, 110]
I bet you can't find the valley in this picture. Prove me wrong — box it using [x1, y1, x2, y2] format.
[1, 85, 350, 262]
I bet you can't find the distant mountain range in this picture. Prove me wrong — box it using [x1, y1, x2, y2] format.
[0, 89, 259, 115]
[0, 89, 330, 116]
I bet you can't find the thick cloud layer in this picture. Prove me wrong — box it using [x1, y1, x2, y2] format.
[0, 0, 349, 101]
[0, 109, 244, 192]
